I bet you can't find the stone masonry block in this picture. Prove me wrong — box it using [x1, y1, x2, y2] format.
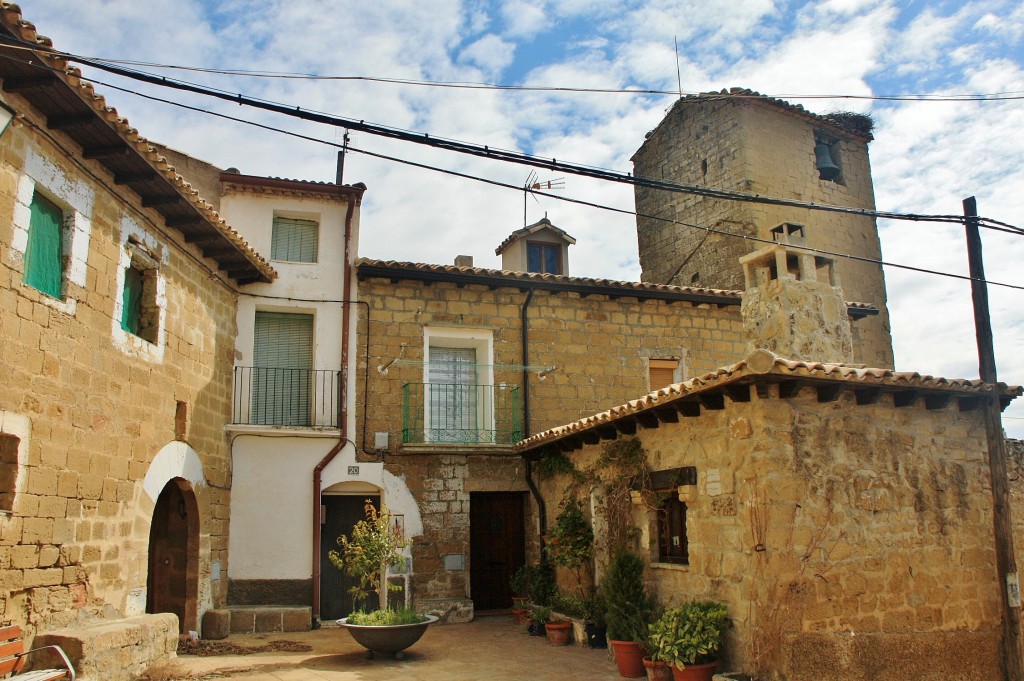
[201, 609, 230, 640]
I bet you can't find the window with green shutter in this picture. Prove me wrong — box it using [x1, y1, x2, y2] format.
[121, 266, 143, 335]
[252, 311, 314, 425]
[23, 191, 64, 298]
[271, 217, 318, 263]
[120, 242, 160, 344]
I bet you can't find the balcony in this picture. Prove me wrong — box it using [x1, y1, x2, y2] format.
[232, 367, 341, 428]
[402, 382, 523, 446]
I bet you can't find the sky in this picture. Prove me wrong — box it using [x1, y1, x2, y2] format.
[18, 0, 1024, 436]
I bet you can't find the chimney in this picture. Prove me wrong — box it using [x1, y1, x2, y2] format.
[454, 255, 474, 268]
[739, 236, 853, 363]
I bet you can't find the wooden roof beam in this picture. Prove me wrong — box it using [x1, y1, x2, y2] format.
[115, 171, 157, 185]
[82, 145, 130, 160]
[140, 195, 182, 208]
[46, 113, 96, 131]
[2, 76, 55, 92]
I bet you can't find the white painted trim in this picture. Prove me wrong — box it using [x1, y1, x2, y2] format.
[142, 441, 207, 503]
[112, 215, 167, 363]
[0, 411, 30, 515]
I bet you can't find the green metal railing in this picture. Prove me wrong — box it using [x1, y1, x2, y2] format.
[402, 382, 523, 445]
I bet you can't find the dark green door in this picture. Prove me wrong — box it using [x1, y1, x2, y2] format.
[320, 495, 380, 619]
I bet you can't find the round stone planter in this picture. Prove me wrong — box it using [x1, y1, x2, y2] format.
[336, 614, 439, 660]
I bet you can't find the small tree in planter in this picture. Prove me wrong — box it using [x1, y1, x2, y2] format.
[329, 499, 413, 617]
[603, 548, 655, 677]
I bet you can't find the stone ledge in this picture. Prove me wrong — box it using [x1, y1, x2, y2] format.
[226, 606, 310, 633]
[32, 613, 178, 681]
[417, 598, 473, 624]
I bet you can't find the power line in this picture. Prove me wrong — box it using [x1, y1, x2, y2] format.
[1, 39, 1019, 238]
[21, 45, 1024, 102]
[48, 75, 1024, 293]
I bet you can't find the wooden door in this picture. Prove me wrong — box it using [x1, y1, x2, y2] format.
[320, 495, 380, 620]
[470, 492, 526, 610]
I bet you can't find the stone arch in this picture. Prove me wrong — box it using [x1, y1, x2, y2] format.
[142, 442, 206, 634]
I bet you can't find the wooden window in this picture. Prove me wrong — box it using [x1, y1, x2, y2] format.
[427, 346, 478, 443]
[526, 242, 561, 274]
[121, 242, 160, 343]
[271, 216, 318, 263]
[252, 311, 314, 426]
[649, 358, 679, 390]
[657, 492, 688, 565]
[23, 191, 64, 298]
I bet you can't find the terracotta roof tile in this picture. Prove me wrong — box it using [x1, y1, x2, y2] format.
[0, 3, 276, 283]
[515, 349, 1022, 452]
[357, 258, 743, 298]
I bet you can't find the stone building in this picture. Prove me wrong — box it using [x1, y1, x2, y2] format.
[0, 7, 274, 677]
[354, 227, 880, 621]
[632, 88, 893, 368]
[517, 244, 1022, 680]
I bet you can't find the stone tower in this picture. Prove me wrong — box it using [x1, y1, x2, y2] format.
[631, 88, 893, 368]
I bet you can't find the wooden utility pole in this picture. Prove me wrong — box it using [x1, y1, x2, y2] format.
[964, 196, 1023, 680]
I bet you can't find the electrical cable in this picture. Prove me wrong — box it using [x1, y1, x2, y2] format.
[0, 38, 1020, 237]
[60, 79, 1022, 292]
[8, 39, 1024, 102]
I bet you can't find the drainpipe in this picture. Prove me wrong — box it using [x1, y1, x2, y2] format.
[520, 287, 547, 552]
[311, 174, 360, 628]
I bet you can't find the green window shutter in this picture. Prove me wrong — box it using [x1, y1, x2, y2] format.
[121, 266, 143, 334]
[23, 192, 64, 298]
[252, 312, 314, 425]
[271, 217, 318, 263]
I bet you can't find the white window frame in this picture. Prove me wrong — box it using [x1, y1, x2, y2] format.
[0, 411, 30, 516]
[112, 216, 167, 362]
[422, 327, 494, 443]
[9, 148, 93, 316]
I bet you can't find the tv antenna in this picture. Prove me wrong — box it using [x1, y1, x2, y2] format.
[523, 170, 565, 226]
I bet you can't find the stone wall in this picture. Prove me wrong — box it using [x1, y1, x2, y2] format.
[632, 95, 893, 369]
[538, 383, 1004, 680]
[357, 274, 747, 447]
[0, 108, 235, 634]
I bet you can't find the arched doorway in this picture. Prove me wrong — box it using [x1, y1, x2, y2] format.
[320, 482, 381, 620]
[147, 478, 199, 633]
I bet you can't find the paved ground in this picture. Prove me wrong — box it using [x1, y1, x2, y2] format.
[153, 614, 627, 680]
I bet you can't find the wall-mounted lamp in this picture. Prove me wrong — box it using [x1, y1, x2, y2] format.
[0, 101, 17, 138]
[376, 343, 407, 375]
[537, 365, 558, 381]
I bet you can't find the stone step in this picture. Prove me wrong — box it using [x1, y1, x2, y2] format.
[224, 605, 311, 633]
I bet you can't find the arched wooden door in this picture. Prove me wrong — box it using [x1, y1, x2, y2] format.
[147, 479, 199, 633]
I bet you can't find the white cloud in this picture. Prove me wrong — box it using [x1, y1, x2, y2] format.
[501, 0, 550, 39]
[458, 34, 517, 75]
[17, 0, 1024, 437]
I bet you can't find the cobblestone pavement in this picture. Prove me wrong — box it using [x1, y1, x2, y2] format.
[155, 614, 627, 681]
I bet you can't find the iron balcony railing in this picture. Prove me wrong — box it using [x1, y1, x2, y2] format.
[232, 367, 341, 428]
[402, 382, 523, 445]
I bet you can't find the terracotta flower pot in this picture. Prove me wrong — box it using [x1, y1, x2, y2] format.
[609, 639, 646, 678]
[512, 608, 529, 626]
[670, 660, 719, 681]
[545, 620, 572, 646]
[643, 656, 673, 681]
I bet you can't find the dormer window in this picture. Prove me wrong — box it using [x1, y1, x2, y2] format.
[527, 241, 562, 275]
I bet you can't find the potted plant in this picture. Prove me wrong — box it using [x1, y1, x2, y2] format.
[647, 601, 728, 681]
[510, 564, 533, 625]
[582, 592, 608, 648]
[329, 499, 437, 659]
[602, 548, 654, 677]
[544, 609, 573, 647]
[528, 605, 551, 637]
